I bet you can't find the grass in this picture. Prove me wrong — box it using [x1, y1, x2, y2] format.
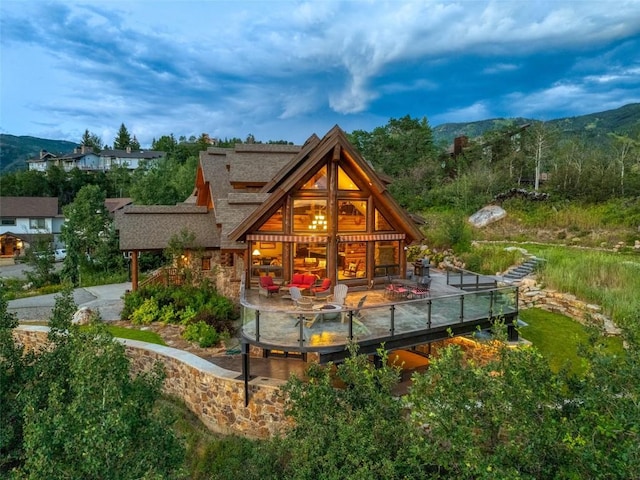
[104, 325, 166, 345]
[525, 246, 640, 329]
[519, 308, 625, 376]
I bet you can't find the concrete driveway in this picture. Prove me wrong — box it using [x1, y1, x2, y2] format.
[7, 283, 131, 323]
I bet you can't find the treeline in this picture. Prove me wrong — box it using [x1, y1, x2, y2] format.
[349, 115, 640, 212]
[2, 117, 639, 212]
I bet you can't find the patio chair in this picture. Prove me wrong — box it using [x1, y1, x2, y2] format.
[327, 284, 348, 306]
[289, 286, 313, 310]
[344, 295, 370, 334]
[311, 278, 332, 298]
[258, 275, 280, 297]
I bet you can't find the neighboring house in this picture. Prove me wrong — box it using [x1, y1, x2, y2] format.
[27, 146, 165, 172]
[0, 196, 64, 260]
[115, 126, 424, 297]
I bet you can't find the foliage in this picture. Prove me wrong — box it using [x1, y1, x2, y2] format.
[113, 123, 132, 150]
[22, 234, 59, 288]
[123, 284, 238, 336]
[459, 243, 526, 275]
[276, 346, 429, 479]
[182, 321, 220, 348]
[0, 289, 185, 478]
[80, 129, 102, 152]
[60, 184, 125, 286]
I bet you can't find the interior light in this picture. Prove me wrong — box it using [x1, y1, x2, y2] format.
[252, 249, 261, 256]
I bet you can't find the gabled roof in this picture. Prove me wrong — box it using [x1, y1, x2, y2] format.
[0, 197, 61, 217]
[228, 126, 424, 244]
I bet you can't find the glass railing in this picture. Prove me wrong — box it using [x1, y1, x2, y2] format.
[240, 280, 519, 351]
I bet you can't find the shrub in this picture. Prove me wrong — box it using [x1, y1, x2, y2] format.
[130, 298, 160, 325]
[183, 321, 220, 348]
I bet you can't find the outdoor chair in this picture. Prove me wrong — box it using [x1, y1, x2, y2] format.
[311, 278, 332, 298]
[344, 295, 370, 334]
[258, 275, 280, 297]
[326, 283, 348, 305]
[289, 286, 313, 310]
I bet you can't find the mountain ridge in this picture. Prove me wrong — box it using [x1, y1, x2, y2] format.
[2, 103, 639, 174]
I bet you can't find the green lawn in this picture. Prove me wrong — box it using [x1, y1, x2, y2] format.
[518, 308, 625, 376]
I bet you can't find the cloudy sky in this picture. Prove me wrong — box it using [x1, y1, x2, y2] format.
[2, 0, 640, 147]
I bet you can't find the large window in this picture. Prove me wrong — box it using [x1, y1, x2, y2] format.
[292, 199, 327, 234]
[338, 242, 366, 279]
[251, 242, 283, 279]
[1, 218, 16, 226]
[375, 208, 393, 231]
[374, 241, 400, 277]
[337, 200, 366, 232]
[293, 243, 327, 278]
[337, 166, 360, 191]
[301, 166, 328, 190]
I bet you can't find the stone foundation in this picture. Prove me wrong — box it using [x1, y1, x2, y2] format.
[13, 326, 289, 439]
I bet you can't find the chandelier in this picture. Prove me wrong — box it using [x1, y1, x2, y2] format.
[308, 213, 327, 230]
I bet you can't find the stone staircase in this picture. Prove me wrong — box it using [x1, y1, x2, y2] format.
[501, 255, 544, 283]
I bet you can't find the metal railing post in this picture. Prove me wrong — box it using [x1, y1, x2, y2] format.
[298, 314, 305, 348]
[348, 311, 354, 340]
[459, 294, 465, 323]
[389, 305, 395, 336]
[489, 290, 495, 319]
[427, 299, 432, 329]
[255, 310, 260, 342]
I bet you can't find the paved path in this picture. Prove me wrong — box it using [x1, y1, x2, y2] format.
[7, 283, 131, 323]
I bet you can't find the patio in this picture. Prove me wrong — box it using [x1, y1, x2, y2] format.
[240, 270, 519, 363]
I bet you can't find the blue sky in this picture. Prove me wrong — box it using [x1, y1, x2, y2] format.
[2, 0, 640, 147]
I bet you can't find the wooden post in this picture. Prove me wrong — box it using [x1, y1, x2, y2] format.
[131, 250, 139, 291]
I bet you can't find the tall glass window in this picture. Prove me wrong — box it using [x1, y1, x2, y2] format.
[374, 241, 400, 277]
[338, 242, 366, 279]
[337, 200, 366, 232]
[258, 207, 284, 232]
[293, 199, 327, 234]
[301, 166, 328, 190]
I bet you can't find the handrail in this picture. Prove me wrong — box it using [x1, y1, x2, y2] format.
[445, 266, 497, 291]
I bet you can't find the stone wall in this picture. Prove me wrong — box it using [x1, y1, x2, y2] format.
[13, 326, 288, 439]
[515, 278, 621, 336]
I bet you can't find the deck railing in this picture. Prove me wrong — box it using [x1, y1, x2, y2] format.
[239, 277, 518, 356]
[445, 266, 498, 291]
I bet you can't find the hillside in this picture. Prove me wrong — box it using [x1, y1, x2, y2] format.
[432, 103, 640, 146]
[0, 134, 77, 174]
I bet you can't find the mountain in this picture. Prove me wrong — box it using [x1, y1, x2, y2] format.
[432, 103, 640, 146]
[0, 134, 78, 174]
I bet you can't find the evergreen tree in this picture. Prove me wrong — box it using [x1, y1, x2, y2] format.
[113, 123, 132, 150]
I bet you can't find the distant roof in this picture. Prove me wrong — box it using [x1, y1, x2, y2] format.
[100, 149, 165, 159]
[0, 196, 61, 217]
[104, 198, 133, 214]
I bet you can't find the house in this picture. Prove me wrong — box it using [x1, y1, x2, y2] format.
[0, 196, 64, 262]
[27, 146, 165, 172]
[115, 126, 424, 296]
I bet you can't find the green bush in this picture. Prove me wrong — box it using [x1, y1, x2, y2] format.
[183, 321, 220, 348]
[130, 298, 160, 325]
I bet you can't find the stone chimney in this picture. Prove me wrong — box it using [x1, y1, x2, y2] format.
[126, 146, 131, 153]
[40, 149, 48, 159]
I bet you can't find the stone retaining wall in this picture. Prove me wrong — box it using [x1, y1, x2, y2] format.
[13, 326, 288, 439]
[515, 278, 621, 335]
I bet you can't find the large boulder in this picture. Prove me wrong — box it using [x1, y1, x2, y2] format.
[468, 205, 507, 228]
[72, 307, 94, 325]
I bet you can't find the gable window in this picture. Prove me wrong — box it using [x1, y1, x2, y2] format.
[1, 218, 16, 226]
[29, 218, 46, 229]
[337, 166, 360, 191]
[301, 166, 327, 190]
[258, 207, 284, 232]
[375, 209, 393, 231]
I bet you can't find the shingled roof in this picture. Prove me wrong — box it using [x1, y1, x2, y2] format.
[116, 205, 219, 251]
[0, 197, 61, 217]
